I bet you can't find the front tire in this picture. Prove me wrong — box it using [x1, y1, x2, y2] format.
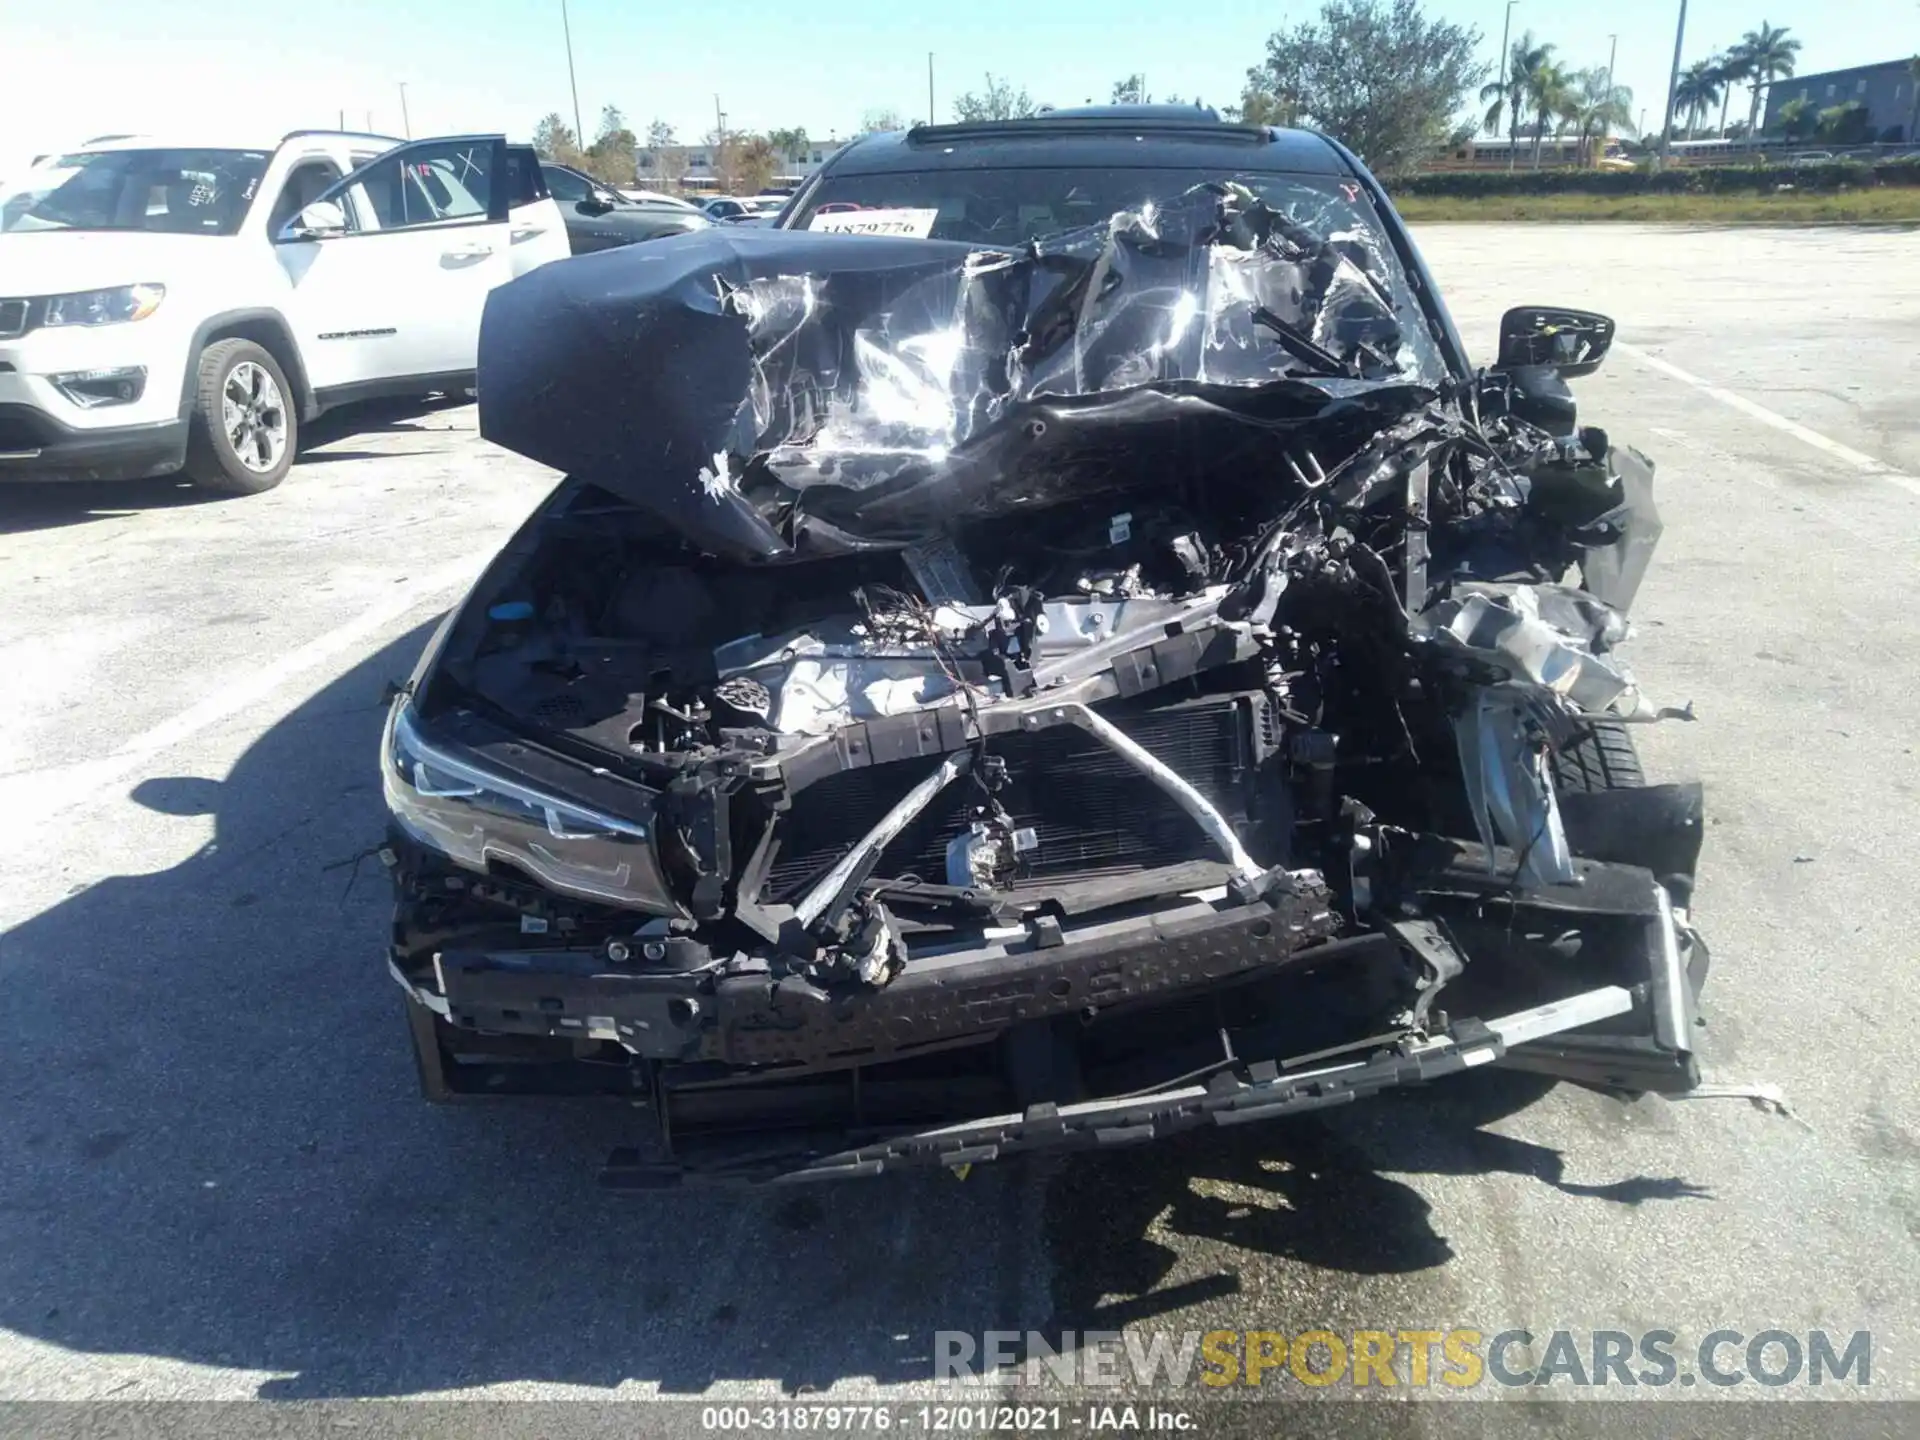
[182, 339, 296, 494]
[1553, 717, 1645, 792]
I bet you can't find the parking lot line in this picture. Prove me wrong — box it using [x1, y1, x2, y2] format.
[1616, 341, 1920, 500]
[0, 554, 485, 844]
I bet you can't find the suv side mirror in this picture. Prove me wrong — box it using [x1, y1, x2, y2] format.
[1496, 306, 1615, 377]
[279, 200, 347, 242]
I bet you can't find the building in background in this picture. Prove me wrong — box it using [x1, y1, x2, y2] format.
[1763, 60, 1917, 142]
[639, 138, 847, 193]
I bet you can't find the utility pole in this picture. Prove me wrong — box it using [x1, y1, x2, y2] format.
[560, 0, 584, 146]
[1498, 0, 1519, 172]
[398, 82, 411, 139]
[1658, 0, 1688, 169]
[928, 52, 935, 125]
[1600, 33, 1617, 158]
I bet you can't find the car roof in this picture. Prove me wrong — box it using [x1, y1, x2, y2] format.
[822, 109, 1349, 177]
[51, 130, 404, 156]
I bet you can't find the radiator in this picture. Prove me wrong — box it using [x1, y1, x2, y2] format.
[764, 691, 1269, 900]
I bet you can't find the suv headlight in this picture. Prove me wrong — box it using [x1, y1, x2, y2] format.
[43, 284, 166, 327]
[382, 699, 673, 911]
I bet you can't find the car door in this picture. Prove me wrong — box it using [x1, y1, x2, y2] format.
[272, 135, 514, 396]
[506, 149, 572, 273]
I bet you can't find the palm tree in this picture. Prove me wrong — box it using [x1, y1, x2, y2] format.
[1710, 51, 1750, 137]
[1525, 57, 1574, 167]
[1479, 32, 1555, 171]
[1673, 60, 1722, 139]
[1774, 95, 1816, 141]
[1562, 68, 1634, 165]
[766, 127, 810, 167]
[1737, 22, 1801, 140]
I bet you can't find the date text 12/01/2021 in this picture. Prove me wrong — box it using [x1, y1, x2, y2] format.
[699, 1405, 1196, 1432]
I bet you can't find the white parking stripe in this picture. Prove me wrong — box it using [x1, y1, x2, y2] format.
[0, 555, 485, 848]
[1616, 341, 1920, 500]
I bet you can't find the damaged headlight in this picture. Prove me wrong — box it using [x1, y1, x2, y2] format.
[381, 700, 672, 911]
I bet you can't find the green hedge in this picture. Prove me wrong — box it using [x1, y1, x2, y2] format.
[1392, 158, 1920, 198]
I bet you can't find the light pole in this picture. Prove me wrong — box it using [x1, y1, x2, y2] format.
[1658, 0, 1688, 169]
[928, 52, 935, 125]
[560, 0, 584, 146]
[1498, 0, 1519, 172]
[1599, 33, 1616, 160]
[398, 82, 411, 138]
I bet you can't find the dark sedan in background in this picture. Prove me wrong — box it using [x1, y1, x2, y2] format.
[538, 162, 711, 253]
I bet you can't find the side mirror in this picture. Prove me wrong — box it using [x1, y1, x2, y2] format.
[1496, 306, 1615, 377]
[278, 199, 346, 242]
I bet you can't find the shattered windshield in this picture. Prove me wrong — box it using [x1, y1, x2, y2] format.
[791, 165, 1445, 384]
[0, 149, 270, 235]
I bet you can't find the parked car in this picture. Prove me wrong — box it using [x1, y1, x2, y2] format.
[384, 107, 1706, 1183]
[538, 162, 711, 252]
[1788, 150, 1837, 166]
[702, 195, 783, 223]
[0, 130, 570, 493]
[614, 187, 703, 210]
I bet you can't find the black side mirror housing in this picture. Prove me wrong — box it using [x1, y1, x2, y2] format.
[1505, 364, 1578, 437]
[1496, 306, 1615, 377]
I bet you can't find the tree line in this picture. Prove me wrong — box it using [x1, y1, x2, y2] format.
[532, 7, 1899, 196]
[532, 107, 814, 195]
[531, 70, 1208, 192]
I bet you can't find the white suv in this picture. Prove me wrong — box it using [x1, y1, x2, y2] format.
[0, 131, 570, 493]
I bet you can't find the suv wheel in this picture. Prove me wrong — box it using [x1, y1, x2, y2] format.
[183, 339, 297, 494]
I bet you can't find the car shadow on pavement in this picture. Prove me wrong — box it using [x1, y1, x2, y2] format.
[0, 397, 471, 537]
[0, 627, 1709, 1401]
[0, 477, 218, 537]
[0, 627, 1033, 1400]
[1037, 1076, 1713, 1340]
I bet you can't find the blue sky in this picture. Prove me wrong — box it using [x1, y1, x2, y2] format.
[3, 0, 1914, 176]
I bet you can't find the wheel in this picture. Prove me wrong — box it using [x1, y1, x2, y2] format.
[182, 339, 296, 494]
[1553, 717, 1645, 792]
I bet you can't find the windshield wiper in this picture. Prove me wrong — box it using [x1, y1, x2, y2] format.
[1251, 305, 1358, 379]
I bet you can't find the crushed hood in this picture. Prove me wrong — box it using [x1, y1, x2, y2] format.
[476, 187, 1448, 563]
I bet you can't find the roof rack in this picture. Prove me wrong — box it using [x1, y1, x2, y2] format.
[280, 128, 406, 145]
[905, 116, 1269, 148]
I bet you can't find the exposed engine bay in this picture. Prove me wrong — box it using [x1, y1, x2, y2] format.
[382, 188, 1707, 1182]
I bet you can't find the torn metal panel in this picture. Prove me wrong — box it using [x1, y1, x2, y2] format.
[1416, 581, 1656, 720]
[1579, 441, 1663, 614]
[1453, 684, 1577, 888]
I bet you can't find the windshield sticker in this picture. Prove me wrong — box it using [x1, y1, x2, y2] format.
[808, 207, 939, 238]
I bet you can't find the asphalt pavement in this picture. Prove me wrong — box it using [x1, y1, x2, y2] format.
[0, 224, 1916, 1405]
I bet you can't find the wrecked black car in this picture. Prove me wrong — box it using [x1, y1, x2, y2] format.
[380, 118, 1706, 1185]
